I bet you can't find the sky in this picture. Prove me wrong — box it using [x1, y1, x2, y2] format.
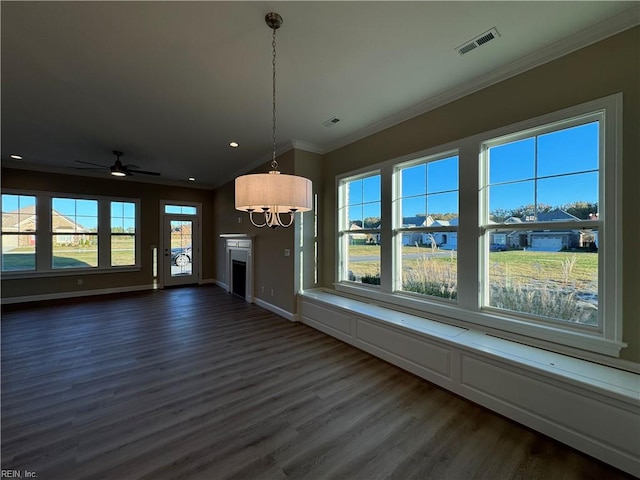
[346, 121, 599, 223]
[487, 121, 598, 216]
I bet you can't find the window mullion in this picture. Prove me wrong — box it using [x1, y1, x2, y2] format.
[38, 195, 51, 271]
[380, 164, 393, 293]
[98, 200, 110, 268]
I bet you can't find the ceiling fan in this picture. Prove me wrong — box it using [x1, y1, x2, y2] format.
[76, 150, 161, 177]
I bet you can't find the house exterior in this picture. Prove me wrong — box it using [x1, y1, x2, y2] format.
[348, 223, 379, 245]
[401, 215, 458, 250]
[2, 205, 37, 248]
[489, 210, 597, 251]
[2, 206, 88, 248]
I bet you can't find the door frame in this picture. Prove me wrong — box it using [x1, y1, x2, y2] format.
[159, 200, 202, 288]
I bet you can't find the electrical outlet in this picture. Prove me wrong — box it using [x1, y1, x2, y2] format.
[238, 216, 242, 224]
[261, 286, 265, 293]
[271, 289, 274, 297]
[77, 278, 83, 285]
[284, 248, 290, 257]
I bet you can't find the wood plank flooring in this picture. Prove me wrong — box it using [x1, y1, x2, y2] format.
[1, 285, 634, 480]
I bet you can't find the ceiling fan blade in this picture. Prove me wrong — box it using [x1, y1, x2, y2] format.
[76, 160, 108, 168]
[129, 169, 161, 176]
[75, 166, 106, 170]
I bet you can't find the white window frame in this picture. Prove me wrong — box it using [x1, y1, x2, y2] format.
[334, 94, 623, 358]
[51, 196, 99, 270]
[477, 94, 622, 352]
[393, 150, 459, 300]
[0, 193, 38, 272]
[110, 200, 138, 267]
[1, 189, 141, 277]
[337, 170, 382, 285]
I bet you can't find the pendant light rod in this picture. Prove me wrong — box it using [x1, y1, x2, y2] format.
[267, 12, 282, 171]
[234, 12, 312, 229]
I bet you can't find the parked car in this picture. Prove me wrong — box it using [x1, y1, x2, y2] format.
[171, 246, 192, 266]
[490, 243, 507, 252]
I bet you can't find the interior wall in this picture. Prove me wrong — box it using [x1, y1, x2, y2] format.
[212, 150, 297, 314]
[294, 149, 323, 291]
[319, 27, 640, 363]
[1, 167, 216, 297]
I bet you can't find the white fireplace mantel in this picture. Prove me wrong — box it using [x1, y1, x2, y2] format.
[221, 234, 254, 303]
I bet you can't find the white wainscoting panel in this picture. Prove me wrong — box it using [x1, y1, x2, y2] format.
[356, 319, 454, 384]
[459, 353, 640, 475]
[299, 299, 353, 340]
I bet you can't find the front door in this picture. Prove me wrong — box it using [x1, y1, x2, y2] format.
[163, 216, 199, 286]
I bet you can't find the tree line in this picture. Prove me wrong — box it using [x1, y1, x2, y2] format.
[350, 201, 598, 228]
[490, 201, 598, 222]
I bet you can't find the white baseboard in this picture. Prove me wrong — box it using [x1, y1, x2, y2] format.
[1, 284, 156, 305]
[254, 297, 296, 322]
[204, 278, 227, 289]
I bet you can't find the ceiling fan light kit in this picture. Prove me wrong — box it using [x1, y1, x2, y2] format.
[75, 150, 161, 177]
[234, 12, 313, 229]
[110, 151, 127, 176]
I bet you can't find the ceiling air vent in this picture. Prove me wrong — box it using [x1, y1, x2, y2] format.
[456, 27, 500, 55]
[322, 117, 341, 127]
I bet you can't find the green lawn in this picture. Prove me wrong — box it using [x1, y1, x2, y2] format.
[345, 246, 598, 323]
[346, 245, 597, 286]
[487, 250, 597, 288]
[2, 242, 135, 270]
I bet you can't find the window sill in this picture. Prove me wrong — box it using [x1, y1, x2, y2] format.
[333, 282, 627, 360]
[1, 266, 141, 280]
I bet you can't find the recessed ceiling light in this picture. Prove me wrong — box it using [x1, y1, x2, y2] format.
[10, 154, 22, 160]
[229, 141, 239, 148]
[188, 177, 196, 182]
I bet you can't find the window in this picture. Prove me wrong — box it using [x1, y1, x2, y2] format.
[111, 201, 136, 266]
[1, 194, 37, 271]
[394, 153, 458, 299]
[481, 120, 601, 327]
[338, 172, 381, 285]
[335, 94, 622, 357]
[165, 205, 197, 215]
[52, 197, 98, 269]
[1, 192, 140, 275]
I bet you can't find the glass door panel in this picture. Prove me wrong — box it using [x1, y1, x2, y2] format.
[163, 216, 198, 286]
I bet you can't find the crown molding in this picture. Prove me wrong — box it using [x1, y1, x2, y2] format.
[323, 7, 640, 155]
[290, 139, 325, 155]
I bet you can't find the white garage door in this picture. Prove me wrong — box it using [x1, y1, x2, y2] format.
[532, 236, 562, 251]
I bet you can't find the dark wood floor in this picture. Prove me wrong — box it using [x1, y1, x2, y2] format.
[1, 285, 634, 480]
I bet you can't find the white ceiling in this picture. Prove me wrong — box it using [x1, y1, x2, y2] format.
[2, 1, 638, 189]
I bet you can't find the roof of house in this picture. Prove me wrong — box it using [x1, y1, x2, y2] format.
[2, 206, 87, 231]
[2, 205, 36, 229]
[528, 209, 580, 222]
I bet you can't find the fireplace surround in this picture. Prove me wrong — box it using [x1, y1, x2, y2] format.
[221, 234, 253, 303]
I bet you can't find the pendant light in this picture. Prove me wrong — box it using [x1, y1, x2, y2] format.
[235, 12, 313, 229]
